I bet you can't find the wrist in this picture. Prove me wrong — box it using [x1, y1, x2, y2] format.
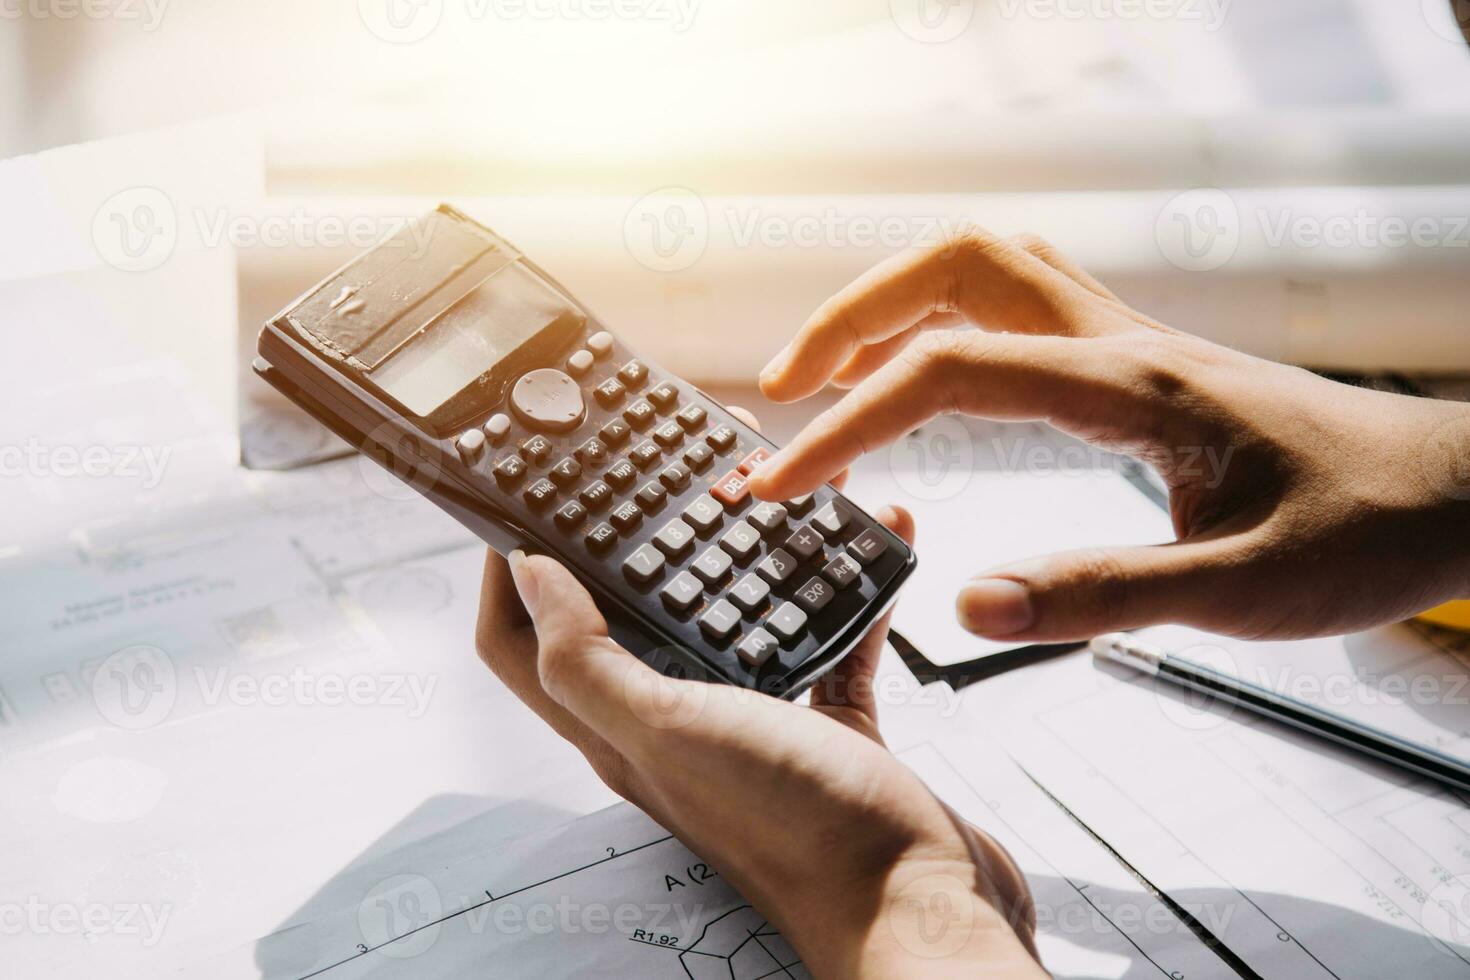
[769, 833, 1041, 980]
[835, 854, 1044, 980]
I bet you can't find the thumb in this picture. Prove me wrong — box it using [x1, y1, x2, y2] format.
[955, 542, 1235, 643]
[508, 551, 709, 745]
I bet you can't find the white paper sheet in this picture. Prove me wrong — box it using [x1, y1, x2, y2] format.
[967, 630, 1470, 979]
[188, 735, 1225, 979]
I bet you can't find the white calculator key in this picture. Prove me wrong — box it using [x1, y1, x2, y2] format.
[737, 627, 779, 667]
[719, 521, 761, 561]
[653, 519, 695, 557]
[729, 573, 771, 613]
[587, 331, 615, 357]
[682, 493, 723, 534]
[456, 428, 486, 460]
[567, 349, 595, 376]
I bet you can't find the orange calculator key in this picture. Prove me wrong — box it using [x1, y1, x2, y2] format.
[711, 469, 750, 507]
[737, 447, 771, 475]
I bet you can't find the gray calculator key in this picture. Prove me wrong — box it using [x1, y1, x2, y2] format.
[794, 576, 835, 613]
[757, 548, 798, 585]
[767, 602, 807, 644]
[682, 493, 723, 534]
[847, 527, 889, 562]
[786, 493, 814, 515]
[661, 571, 704, 612]
[784, 524, 823, 561]
[653, 519, 695, 557]
[699, 599, 741, 640]
[623, 544, 665, 584]
[719, 520, 761, 561]
[692, 546, 733, 585]
[812, 500, 851, 536]
[823, 553, 862, 589]
[729, 573, 771, 613]
[737, 627, 780, 668]
[748, 501, 787, 535]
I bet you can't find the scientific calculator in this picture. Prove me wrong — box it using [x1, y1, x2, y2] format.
[254, 205, 915, 699]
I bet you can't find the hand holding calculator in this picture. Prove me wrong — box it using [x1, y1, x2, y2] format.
[255, 206, 915, 699]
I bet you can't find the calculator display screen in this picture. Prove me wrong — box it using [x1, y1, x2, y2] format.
[368, 263, 585, 418]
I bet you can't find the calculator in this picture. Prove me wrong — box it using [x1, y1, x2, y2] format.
[254, 205, 915, 699]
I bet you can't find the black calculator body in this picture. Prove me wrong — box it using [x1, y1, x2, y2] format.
[254, 205, 915, 699]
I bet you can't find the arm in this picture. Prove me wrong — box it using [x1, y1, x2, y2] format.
[749, 229, 1470, 642]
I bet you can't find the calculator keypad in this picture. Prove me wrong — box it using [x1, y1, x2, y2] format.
[454, 326, 907, 695]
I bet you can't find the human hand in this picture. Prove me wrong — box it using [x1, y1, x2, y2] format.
[749, 229, 1470, 642]
[474, 411, 1043, 979]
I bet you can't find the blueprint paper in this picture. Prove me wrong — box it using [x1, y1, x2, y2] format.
[969, 637, 1470, 979]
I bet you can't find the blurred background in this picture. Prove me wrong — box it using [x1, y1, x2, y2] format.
[4, 0, 1470, 457]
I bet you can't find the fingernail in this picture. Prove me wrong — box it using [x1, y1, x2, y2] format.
[956, 579, 1034, 636]
[507, 550, 539, 614]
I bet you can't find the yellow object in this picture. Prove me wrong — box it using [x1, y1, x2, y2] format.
[1417, 601, 1470, 632]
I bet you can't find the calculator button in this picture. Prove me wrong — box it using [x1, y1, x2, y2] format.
[847, 528, 889, 562]
[662, 571, 705, 612]
[653, 519, 696, 557]
[511, 368, 585, 434]
[682, 494, 723, 534]
[520, 434, 553, 464]
[586, 522, 618, 552]
[623, 544, 665, 584]
[784, 524, 823, 561]
[624, 399, 656, 430]
[786, 493, 814, 515]
[823, 553, 862, 589]
[692, 546, 733, 585]
[720, 521, 761, 562]
[683, 443, 714, 472]
[653, 420, 684, 449]
[659, 462, 692, 491]
[748, 502, 787, 535]
[729, 573, 771, 613]
[812, 500, 852, 536]
[618, 359, 648, 388]
[524, 478, 558, 512]
[483, 414, 511, 443]
[555, 500, 587, 531]
[494, 455, 528, 486]
[676, 404, 707, 432]
[795, 576, 835, 613]
[576, 438, 609, 466]
[599, 417, 632, 447]
[605, 460, 638, 490]
[611, 500, 643, 532]
[587, 331, 615, 358]
[636, 481, 668, 510]
[737, 627, 780, 668]
[757, 548, 798, 585]
[648, 381, 679, 411]
[699, 599, 741, 641]
[710, 469, 750, 509]
[456, 428, 486, 461]
[767, 602, 808, 644]
[549, 457, 583, 488]
[567, 349, 595, 377]
[629, 440, 663, 470]
[737, 447, 771, 475]
[579, 480, 613, 510]
[594, 377, 626, 408]
[706, 424, 737, 453]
